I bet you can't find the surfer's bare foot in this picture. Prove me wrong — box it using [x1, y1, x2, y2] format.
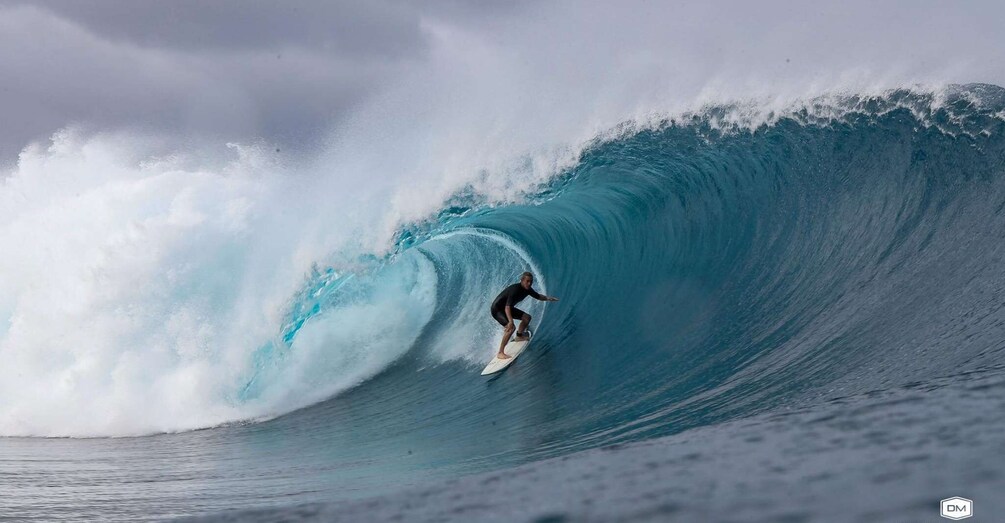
[496, 352, 511, 360]
[514, 333, 529, 341]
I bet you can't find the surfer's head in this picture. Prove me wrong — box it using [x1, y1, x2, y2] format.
[520, 271, 534, 289]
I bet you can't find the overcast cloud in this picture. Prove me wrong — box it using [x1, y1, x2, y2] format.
[0, 1, 518, 163]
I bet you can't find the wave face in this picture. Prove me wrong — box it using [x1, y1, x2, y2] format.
[3, 86, 1005, 453]
[230, 85, 1005, 469]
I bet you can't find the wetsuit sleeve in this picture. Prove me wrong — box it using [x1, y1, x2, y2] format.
[529, 288, 544, 300]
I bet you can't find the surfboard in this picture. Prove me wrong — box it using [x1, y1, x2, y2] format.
[480, 330, 532, 375]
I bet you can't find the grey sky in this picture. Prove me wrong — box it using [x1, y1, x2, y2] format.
[26, 1, 426, 55]
[0, 1, 509, 163]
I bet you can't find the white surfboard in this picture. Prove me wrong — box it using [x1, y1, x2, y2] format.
[480, 330, 533, 375]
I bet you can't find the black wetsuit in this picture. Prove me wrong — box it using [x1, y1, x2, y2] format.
[490, 283, 543, 326]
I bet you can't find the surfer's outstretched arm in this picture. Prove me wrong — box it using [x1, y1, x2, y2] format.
[528, 287, 559, 302]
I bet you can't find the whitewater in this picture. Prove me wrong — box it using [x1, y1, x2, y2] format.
[3, 2, 1005, 521]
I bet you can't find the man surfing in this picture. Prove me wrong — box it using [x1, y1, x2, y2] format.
[490, 272, 558, 359]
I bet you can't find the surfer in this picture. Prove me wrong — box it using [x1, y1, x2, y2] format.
[491, 272, 558, 359]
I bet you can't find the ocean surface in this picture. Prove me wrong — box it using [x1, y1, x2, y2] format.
[2, 85, 1005, 521]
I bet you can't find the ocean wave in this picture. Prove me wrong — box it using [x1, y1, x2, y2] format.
[3, 86, 1004, 439]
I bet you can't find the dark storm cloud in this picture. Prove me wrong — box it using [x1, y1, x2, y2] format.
[0, 0, 492, 163]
